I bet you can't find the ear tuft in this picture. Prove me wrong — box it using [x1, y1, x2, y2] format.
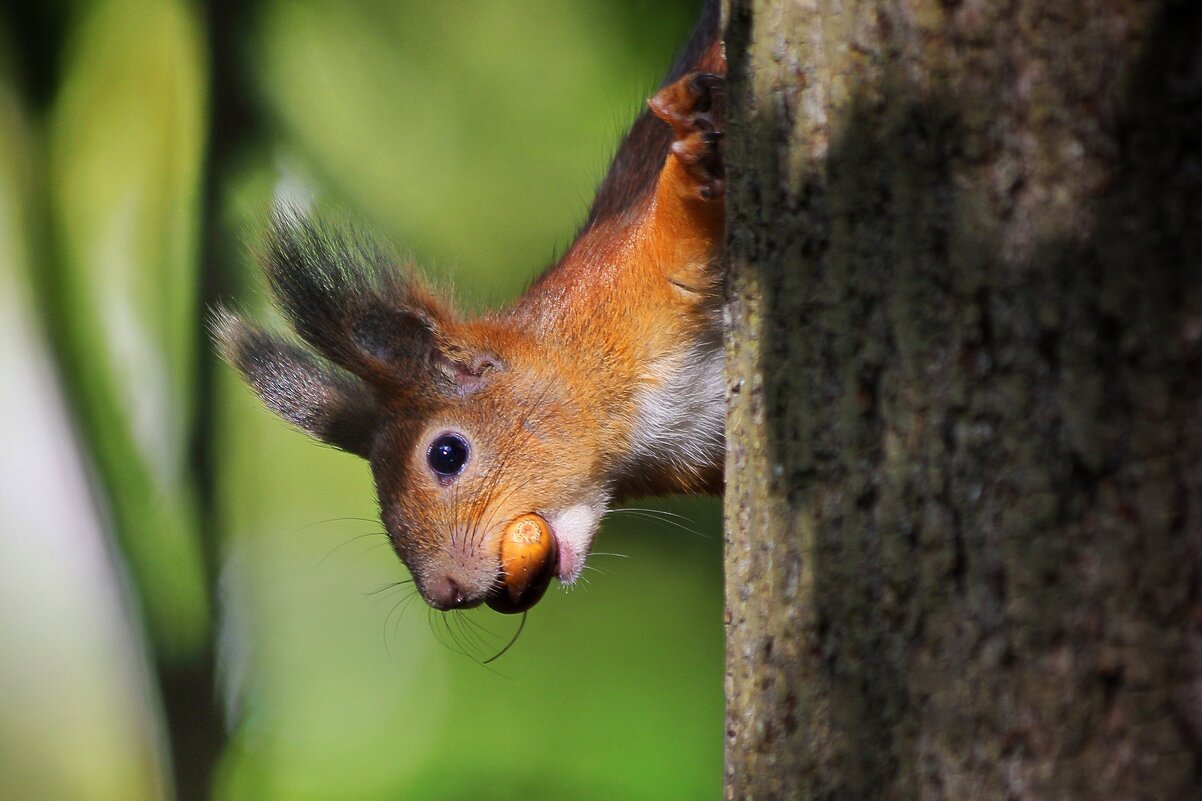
[213, 308, 379, 458]
[349, 307, 437, 368]
[260, 207, 456, 385]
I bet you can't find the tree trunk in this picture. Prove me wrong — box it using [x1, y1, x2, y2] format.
[722, 1, 1202, 799]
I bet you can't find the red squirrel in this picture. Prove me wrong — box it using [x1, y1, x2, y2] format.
[216, 2, 726, 614]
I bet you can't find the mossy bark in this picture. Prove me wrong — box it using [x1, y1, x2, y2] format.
[722, 1, 1202, 799]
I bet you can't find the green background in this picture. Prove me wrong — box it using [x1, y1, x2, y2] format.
[0, 0, 723, 799]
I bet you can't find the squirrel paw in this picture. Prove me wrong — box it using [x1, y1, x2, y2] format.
[649, 72, 725, 201]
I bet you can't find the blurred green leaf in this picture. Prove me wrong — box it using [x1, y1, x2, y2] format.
[0, 35, 169, 801]
[47, 0, 210, 661]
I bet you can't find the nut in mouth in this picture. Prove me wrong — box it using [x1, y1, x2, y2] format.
[486, 513, 559, 614]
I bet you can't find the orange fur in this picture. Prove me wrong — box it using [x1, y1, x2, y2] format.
[219, 11, 726, 613]
[373, 71, 727, 603]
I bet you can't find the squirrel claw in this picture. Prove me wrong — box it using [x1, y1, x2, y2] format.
[649, 71, 725, 201]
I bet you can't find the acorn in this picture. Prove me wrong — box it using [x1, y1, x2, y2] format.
[487, 513, 558, 614]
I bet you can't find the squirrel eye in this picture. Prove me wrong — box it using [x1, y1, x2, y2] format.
[427, 433, 469, 478]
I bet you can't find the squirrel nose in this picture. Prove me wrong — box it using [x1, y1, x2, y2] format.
[425, 575, 482, 610]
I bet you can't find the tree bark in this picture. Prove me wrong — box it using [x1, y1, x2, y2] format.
[722, 1, 1202, 799]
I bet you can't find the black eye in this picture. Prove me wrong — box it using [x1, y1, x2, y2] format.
[427, 433, 469, 478]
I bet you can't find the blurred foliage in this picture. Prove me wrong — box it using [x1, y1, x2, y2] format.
[49, 0, 211, 661]
[0, 31, 170, 801]
[0, 1, 721, 800]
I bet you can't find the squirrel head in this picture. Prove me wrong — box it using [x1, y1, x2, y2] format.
[215, 211, 607, 613]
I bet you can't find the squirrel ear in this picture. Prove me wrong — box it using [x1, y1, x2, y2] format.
[346, 303, 507, 397]
[261, 209, 457, 387]
[214, 310, 379, 458]
[348, 305, 439, 375]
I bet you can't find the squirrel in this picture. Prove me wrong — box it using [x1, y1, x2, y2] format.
[216, 0, 726, 614]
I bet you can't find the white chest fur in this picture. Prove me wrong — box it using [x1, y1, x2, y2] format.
[625, 332, 725, 479]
